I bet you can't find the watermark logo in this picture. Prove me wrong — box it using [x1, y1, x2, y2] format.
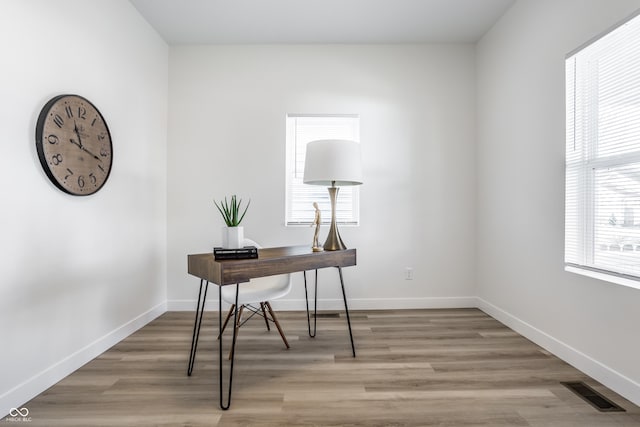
[4, 408, 31, 423]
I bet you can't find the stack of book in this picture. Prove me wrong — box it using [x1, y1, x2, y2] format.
[213, 246, 259, 260]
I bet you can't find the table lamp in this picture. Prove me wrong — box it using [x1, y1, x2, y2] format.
[303, 139, 363, 251]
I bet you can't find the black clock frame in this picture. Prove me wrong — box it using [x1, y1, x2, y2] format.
[35, 94, 113, 196]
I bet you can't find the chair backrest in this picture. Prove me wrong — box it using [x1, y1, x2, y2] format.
[243, 238, 261, 249]
[222, 238, 292, 303]
[241, 237, 292, 299]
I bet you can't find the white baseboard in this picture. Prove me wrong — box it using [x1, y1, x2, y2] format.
[0, 302, 166, 418]
[477, 298, 640, 407]
[167, 296, 478, 312]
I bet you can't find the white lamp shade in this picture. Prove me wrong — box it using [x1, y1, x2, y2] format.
[303, 139, 363, 186]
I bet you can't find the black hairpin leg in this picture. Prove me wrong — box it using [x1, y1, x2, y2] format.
[304, 269, 318, 337]
[187, 279, 209, 376]
[218, 283, 240, 410]
[337, 267, 356, 357]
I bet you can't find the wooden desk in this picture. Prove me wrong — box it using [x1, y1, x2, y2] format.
[186, 246, 357, 410]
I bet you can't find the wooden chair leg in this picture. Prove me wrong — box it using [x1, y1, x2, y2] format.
[218, 304, 235, 339]
[228, 305, 244, 360]
[265, 301, 290, 349]
[260, 302, 271, 331]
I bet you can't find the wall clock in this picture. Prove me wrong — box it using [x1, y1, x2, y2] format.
[35, 94, 113, 196]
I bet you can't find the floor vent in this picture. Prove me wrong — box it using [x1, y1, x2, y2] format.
[561, 381, 625, 412]
[314, 312, 340, 318]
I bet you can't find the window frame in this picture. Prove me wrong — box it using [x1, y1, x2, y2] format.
[564, 11, 640, 290]
[285, 114, 360, 227]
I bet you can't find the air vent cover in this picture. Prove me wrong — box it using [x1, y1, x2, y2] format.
[314, 312, 340, 318]
[561, 381, 625, 412]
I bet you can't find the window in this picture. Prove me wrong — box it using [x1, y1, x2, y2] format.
[285, 114, 360, 226]
[565, 12, 640, 283]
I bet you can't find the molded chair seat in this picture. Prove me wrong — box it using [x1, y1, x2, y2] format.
[220, 274, 290, 306]
[219, 238, 292, 358]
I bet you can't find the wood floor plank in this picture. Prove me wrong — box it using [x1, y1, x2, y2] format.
[8, 308, 639, 426]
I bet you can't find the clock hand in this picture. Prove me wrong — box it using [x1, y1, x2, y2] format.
[69, 138, 100, 160]
[73, 121, 84, 148]
[72, 121, 102, 162]
[79, 145, 102, 162]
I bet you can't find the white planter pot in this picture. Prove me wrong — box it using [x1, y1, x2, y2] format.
[222, 226, 244, 249]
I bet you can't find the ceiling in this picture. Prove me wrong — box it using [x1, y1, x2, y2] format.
[129, 0, 515, 45]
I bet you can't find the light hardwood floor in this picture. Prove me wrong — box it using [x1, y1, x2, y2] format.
[12, 309, 640, 426]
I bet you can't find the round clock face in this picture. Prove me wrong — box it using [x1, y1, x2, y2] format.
[35, 94, 113, 196]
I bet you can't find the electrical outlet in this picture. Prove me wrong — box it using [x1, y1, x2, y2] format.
[405, 267, 414, 280]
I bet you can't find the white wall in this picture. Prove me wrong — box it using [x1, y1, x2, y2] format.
[0, 0, 168, 415]
[476, 0, 640, 405]
[167, 45, 477, 310]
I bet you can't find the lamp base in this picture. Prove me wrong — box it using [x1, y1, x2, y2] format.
[323, 186, 347, 251]
[323, 225, 346, 251]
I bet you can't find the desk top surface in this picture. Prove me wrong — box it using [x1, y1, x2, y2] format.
[188, 246, 356, 285]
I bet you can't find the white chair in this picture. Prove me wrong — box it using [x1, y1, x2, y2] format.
[219, 238, 292, 358]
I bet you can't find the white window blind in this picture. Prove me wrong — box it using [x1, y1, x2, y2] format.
[285, 114, 360, 226]
[565, 12, 640, 281]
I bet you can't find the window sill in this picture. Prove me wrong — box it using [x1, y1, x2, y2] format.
[285, 222, 360, 227]
[565, 266, 640, 290]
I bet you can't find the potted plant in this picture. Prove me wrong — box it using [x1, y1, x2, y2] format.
[214, 195, 250, 248]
